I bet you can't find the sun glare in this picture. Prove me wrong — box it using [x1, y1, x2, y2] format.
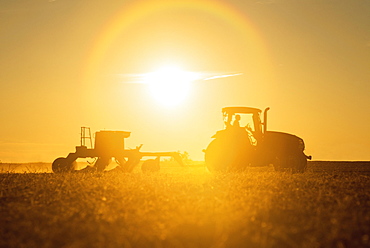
[143, 65, 198, 107]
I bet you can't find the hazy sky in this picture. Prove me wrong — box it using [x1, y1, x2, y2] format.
[1, 0, 369, 162]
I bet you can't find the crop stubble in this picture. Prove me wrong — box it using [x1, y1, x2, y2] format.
[0, 161, 370, 247]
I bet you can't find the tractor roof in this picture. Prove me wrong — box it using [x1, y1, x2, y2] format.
[222, 106, 262, 115]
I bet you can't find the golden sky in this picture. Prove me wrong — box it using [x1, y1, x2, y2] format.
[1, 0, 369, 162]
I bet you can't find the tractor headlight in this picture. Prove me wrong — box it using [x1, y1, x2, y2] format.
[298, 139, 305, 151]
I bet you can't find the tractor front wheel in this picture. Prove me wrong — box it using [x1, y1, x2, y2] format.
[52, 157, 75, 173]
[290, 153, 307, 173]
[273, 153, 307, 173]
[272, 156, 285, 172]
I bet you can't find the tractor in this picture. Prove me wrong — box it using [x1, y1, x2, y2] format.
[52, 127, 183, 173]
[204, 107, 311, 172]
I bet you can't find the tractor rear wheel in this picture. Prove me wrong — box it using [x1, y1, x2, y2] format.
[52, 157, 75, 173]
[205, 138, 251, 172]
[205, 139, 232, 172]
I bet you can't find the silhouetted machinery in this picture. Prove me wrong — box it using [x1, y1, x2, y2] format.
[52, 127, 183, 173]
[204, 107, 311, 172]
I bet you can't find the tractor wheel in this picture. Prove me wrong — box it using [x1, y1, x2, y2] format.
[290, 153, 307, 173]
[205, 139, 231, 172]
[95, 157, 111, 172]
[52, 157, 75, 173]
[205, 138, 250, 172]
[273, 156, 285, 172]
[142, 159, 160, 173]
[273, 153, 307, 173]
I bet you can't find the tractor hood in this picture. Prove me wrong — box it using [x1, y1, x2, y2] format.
[264, 131, 306, 152]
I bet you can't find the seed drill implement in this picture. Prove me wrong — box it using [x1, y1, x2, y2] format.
[52, 127, 183, 173]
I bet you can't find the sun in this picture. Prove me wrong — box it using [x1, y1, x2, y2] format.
[142, 65, 198, 107]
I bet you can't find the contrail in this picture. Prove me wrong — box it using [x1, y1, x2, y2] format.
[113, 72, 243, 84]
[203, 73, 243, 81]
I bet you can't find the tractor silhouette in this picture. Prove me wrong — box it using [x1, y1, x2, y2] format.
[204, 107, 311, 172]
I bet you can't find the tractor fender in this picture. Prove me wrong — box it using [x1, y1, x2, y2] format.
[211, 130, 227, 139]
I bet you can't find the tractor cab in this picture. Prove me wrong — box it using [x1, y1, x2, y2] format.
[222, 106, 269, 143]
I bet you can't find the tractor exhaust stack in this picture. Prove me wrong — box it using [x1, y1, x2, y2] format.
[263, 107, 270, 133]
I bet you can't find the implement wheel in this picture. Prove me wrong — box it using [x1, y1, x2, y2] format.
[95, 157, 111, 172]
[52, 157, 75, 173]
[142, 159, 160, 173]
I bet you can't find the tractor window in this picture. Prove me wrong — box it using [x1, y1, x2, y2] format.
[233, 114, 255, 132]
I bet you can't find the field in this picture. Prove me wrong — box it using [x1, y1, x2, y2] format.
[1, 161, 370, 248]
